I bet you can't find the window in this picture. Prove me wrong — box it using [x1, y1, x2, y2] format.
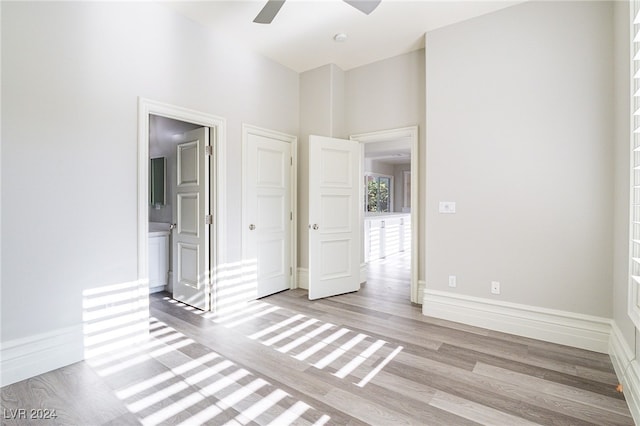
[630, 1, 640, 328]
[365, 174, 393, 213]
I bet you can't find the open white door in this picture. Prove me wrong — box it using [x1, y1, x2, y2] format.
[245, 129, 292, 298]
[308, 135, 361, 300]
[173, 127, 211, 310]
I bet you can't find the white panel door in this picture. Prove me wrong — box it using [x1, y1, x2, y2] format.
[173, 127, 210, 310]
[308, 135, 361, 300]
[245, 132, 292, 298]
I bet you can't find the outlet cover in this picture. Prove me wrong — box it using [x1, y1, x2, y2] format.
[491, 281, 500, 294]
[448, 275, 457, 288]
[439, 201, 456, 214]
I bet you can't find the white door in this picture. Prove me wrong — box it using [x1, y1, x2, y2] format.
[245, 130, 292, 298]
[308, 135, 361, 300]
[173, 127, 211, 310]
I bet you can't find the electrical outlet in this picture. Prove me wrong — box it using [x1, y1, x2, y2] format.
[491, 281, 500, 295]
[448, 275, 457, 288]
[439, 201, 456, 214]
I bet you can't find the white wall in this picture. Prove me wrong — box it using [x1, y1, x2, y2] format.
[425, 1, 613, 317]
[1, 1, 298, 364]
[365, 160, 394, 176]
[346, 50, 425, 136]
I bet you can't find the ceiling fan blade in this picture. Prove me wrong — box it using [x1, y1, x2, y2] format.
[343, 0, 381, 15]
[253, 0, 286, 24]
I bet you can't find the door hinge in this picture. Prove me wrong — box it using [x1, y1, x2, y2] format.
[205, 145, 214, 156]
[290, 157, 293, 166]
[290, 211, 293, 221]
[290, 266, 293, 276]
[205, 214, 213, 225]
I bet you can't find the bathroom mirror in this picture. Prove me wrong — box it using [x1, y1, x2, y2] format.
[150, 157, 166, 207]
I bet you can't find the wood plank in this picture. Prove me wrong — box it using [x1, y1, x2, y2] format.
[473, 362, 632, 418]
[429, 391, 541, 426]
[437, 342, 624, 399]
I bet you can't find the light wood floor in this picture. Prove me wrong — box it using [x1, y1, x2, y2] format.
[1, 253, 634, 425]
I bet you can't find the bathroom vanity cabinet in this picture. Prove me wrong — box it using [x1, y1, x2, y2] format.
[149, 223, 170, 293]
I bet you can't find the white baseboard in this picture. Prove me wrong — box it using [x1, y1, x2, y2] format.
[360, 263, 367, 284]
[417, 280, 426, 305]
[1, 279, 150, 387]
[1, 325, 84, 387]
[610, 322, 640, 424]
[297, 268, 309, 290]
[423, 289, 611, 353]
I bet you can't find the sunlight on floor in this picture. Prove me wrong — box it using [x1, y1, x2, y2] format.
[165, 296, 404, 389]
[80, 272, 404, 425]
[82, 282, 330, 425]
[88, 318, 330, 425]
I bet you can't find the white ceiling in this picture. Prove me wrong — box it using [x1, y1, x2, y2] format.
[161, 0, 524, 73]
[365, 138, 411, 165]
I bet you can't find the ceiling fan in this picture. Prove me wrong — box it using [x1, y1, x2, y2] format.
[253, 0, 382, 24]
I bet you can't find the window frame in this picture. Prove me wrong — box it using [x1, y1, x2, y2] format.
[629, 0, 640, 329]
[365, 172, 394, 213]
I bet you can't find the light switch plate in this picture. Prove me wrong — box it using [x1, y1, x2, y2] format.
[439, 201, 456, 214]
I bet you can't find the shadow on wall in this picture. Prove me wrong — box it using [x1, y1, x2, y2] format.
[82, 280, 150, 361]
[213, 259, 258, 315]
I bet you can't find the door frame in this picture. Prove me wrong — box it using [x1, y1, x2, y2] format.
[241, 124, 298, 293]
[137, 98, 227, 312]
[350, 126, 420, 303]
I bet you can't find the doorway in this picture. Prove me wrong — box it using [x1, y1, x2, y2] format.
[137, 98, 226, 312]
[350, 127, 419, 303]
[148, 115, 202, 299]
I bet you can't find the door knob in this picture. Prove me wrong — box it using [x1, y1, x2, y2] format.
[312, 224, 319, 230]
[249, 224, 256, 230]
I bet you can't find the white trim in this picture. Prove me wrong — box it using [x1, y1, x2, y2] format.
[138, 98, 226, 313]
[297, 267, 309, 290]
[628, 0, 640, 333]
[0, 325, 84, 387]
[610, 322, 640, 424]
[418, 280, 426, 305]
[350, 126, 420, 303]
[360, 262, 367, 284]
[423, 289, 612, 353]
[241, 124, 298, 293]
